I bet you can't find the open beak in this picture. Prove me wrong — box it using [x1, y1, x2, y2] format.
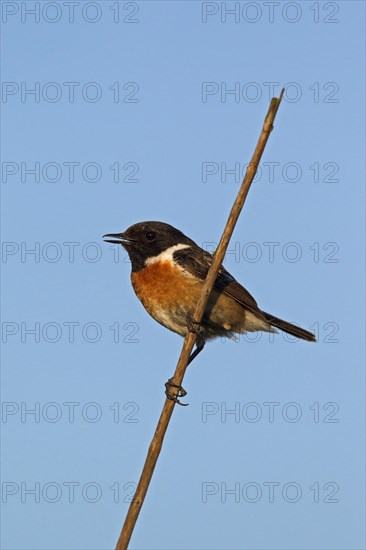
[103, 232, 134, 245]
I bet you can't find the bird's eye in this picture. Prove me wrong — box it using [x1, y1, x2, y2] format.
[145, 231, 156, 241]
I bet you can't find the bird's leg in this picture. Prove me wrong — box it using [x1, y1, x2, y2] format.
[164, 318, 206, 406]
[164, 323, 205, 405]
[187, 316, 206, 365]
[165, 378, 188, 406]
[187, 334, 205, 365]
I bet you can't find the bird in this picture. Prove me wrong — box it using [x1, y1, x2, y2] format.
[104, 221, 316, 403]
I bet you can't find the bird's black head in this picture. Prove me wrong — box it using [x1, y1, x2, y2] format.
[103, 221, 195, 271]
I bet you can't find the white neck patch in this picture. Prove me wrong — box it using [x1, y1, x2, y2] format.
[145, 244, 190, 266]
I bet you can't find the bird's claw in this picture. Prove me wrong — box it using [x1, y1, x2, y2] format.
[187, 316, 204, 336]
[165, 378, 189, 406]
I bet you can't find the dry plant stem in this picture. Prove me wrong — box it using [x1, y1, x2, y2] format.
[115, 89, 285, 550]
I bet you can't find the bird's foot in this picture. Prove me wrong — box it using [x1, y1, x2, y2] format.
[165, 378, 188, 406]
[187, 316, 204, 336]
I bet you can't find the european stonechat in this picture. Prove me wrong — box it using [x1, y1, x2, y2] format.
[104, 221, 315, 402]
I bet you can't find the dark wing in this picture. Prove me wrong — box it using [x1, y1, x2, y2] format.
[174, 246, 265, 318]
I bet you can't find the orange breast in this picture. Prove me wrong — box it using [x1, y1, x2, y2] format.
[131, 260, 201, 316]
[130, 259, 256, 339]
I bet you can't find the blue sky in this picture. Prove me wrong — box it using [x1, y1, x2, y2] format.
[1, 1, 365, 549]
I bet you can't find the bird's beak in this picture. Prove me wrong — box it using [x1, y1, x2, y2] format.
[103, 232, 134, 245]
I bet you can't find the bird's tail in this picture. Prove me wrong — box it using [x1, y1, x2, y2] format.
[262, 311, 316, 342]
